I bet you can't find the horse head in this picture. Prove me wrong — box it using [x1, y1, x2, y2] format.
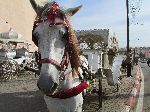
[30, 0, 82, 95]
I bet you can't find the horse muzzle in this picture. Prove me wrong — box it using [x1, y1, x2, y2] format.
[37, 76, 58, 95]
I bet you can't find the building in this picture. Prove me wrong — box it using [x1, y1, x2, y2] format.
[82, 49, 103, 74]
[0, 0, 47, 51]
[77, 29, 120, 85]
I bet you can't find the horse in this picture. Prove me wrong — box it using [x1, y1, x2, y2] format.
[29, 0, 88, 112]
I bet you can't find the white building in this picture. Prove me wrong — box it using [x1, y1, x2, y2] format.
[77, 29, 120, 85]
[82, 49, 103, 74]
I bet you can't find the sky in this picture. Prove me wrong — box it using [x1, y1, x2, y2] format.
[49, 0, 149, 48]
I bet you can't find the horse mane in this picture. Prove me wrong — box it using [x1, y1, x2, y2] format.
[65, 17, 80, 77]
[33, 2, 81, 77]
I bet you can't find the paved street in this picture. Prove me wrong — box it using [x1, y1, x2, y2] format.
[139, 62, 150, 112]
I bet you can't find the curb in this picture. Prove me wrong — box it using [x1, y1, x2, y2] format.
[123, 65, 142, 112]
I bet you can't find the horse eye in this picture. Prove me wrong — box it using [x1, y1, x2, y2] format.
[62, 33, 67, 39]
[59, 28, 67, 38]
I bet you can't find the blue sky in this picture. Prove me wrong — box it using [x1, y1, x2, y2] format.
[51, 0, 149, 48]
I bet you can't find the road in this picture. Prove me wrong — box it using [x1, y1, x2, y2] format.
[139, 62, 150, 112]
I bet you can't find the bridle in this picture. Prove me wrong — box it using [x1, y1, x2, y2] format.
[40, 45, 71, 83]
[33, 2, 71, 73]
[32, 2, 88, 99]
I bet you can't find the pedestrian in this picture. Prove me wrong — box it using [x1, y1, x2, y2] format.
[121, 58, 127, 73]
[147, 59, 150, 66]
[134, 57, 138, 65]
[91, 78, 98, 94]
[127, 60, 133, 77]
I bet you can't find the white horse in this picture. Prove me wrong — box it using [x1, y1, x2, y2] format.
[30, 1, 88, 112]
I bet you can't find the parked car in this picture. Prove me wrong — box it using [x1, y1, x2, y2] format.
[139, 58, 147, 63]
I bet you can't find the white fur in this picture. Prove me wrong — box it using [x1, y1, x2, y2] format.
[34, 21, 84, 112]
[44, 81, 83, 112]
[43, 56, 89, 112]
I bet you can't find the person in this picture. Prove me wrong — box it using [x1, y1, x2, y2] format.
[91, 78, 98, 94]
[126, 60, 133, 77]
[147, 59, 150, 66]
[134, 57, 138, 65]
[121, 58, 127, 73]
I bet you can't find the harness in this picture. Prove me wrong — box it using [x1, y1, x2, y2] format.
[32, 2, 88, 99]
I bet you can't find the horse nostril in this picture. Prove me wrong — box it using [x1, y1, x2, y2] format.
[37, 83, 41, 90]
[37, 81, 58, 94]
[51, 83, 58, 92]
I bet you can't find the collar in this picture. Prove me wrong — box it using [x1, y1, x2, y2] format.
[46, 82, 88, 99]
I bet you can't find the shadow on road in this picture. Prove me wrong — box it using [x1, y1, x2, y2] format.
[0, 90, 48, 112]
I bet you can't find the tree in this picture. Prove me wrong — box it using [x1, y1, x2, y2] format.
[77, 33, 104, 50]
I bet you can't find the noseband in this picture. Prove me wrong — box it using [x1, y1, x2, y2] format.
[40, 45, 70, 72]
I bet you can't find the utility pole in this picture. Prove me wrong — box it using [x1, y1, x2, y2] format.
[126, 0, 131, 77]
[126, 0, 129, 52]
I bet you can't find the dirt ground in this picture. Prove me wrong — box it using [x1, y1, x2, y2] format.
[0, 69, 135, 112]
[0, 74, 101, 112]
[0, 75, 48, 112]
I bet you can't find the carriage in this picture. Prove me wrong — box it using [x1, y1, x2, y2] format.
[0, 28, 38, 80]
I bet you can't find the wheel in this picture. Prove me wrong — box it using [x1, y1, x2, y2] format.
[0, 59, 18, 80]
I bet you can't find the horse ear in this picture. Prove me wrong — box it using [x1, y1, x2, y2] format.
[29, 0, 42, 15]
[66, 5, 82, 16]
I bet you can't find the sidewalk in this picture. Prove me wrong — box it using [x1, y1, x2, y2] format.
[97, 65, 138, 112]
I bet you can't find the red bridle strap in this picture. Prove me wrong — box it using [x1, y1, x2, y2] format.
[40, 58, 61, 69]
[33, 2, 67, 28]
[40, 56, 69, 71]
[47, 82, 88, 99]
[40, 45, 70, 71]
